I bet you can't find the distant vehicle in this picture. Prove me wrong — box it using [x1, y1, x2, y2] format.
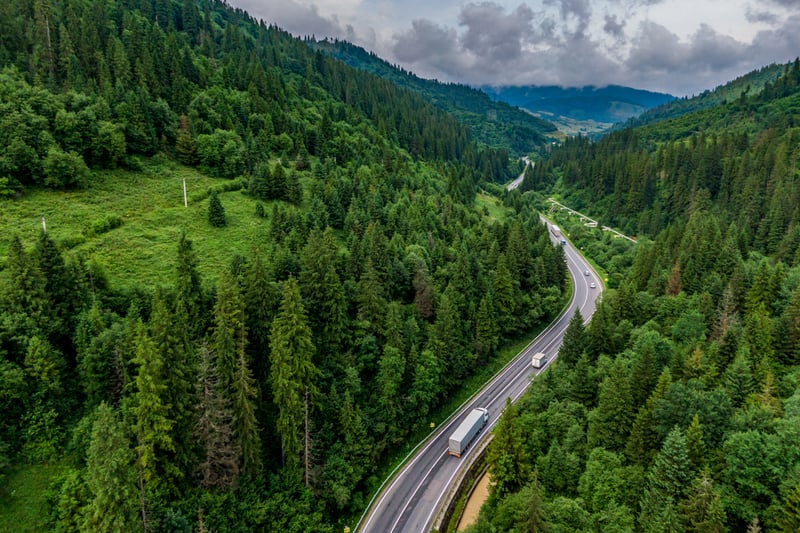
[561, 239, 567, 245]
[584, 270, 590, 276]
[448, 408, 489, 457]
[590, 282, 597, 288]
[531, 351, 548, 369]
[550, 224, 561, 238]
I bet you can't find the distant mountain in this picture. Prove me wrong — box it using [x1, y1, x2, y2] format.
[481, 85, 675, 134]
[311, 39, 558, 154]
[615, 62, 787, 131]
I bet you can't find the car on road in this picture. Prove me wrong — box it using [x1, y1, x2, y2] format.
[584, 270, 590, 276]
[590, 282, 596, 288]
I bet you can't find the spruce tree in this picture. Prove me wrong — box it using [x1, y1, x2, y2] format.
[132, 319, 174, 489]
[208, 190, 226, 227]
[269, 276, 319, 473]
[487, 398, 530, 497]
[84, 403, 139, 533]
[588, 361, 634, 452]
[558, 309, 586, 367]
[149, 292, 193, 487]
[194, 343, 239, 490]
[175, 233, 204, 341]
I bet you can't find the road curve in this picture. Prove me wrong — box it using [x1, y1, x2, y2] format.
[357, 222, 603, 533]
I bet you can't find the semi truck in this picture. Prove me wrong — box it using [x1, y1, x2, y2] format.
[448, 408, 489, 457]
[550, 224, 561, 238]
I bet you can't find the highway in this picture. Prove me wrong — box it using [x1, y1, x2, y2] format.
[357, 223, 603, 533]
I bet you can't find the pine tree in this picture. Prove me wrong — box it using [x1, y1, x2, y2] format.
[685, 413, 706, 470]
[681, 469, 726, 533]
[243, 249, 278, 383]
[475, 295, 499, 363]
[639, 426, 693, 532]
[232, 341, 261, 476]
[210, 270, 245, 392]
[132, 319, 174, 489]
[149, 292, 193, 487]
[269, 276, 319, 474]
[194, 343, 239, 490]
[175, 233, 204, 342]
[487, 398, 530, 497]
[208, 190, 226, 227]
[84, 403, 139, 533]
[558, 309, 586, 367]
[248, 161, 271, 201]
[588, 361, 633, 452]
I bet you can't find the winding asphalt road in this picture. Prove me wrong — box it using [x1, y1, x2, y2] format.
[357, 223, 604, 533]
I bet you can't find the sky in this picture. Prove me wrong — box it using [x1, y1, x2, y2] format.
[228, 0, 800, 96]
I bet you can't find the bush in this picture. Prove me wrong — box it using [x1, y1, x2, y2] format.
[42, 148, 89, 188]
[86, 215, 124, 237]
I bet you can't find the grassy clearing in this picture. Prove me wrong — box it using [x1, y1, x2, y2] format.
[0, 162, 275, 290]
[475, 192, 511, 223]
[0, 463, 66, 532]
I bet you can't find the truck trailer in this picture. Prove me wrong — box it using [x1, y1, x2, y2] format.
[448, 408, 489, 457]
[531, 351, 548, 369]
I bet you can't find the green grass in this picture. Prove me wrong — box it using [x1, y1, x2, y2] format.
[0, 161, 276, 289]
[475, 192, 512, 223]
[0, 463, 66, 532]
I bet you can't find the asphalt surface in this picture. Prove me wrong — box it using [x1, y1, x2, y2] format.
[358, 226, 603, 533]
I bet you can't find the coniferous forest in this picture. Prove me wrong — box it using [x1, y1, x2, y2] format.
[3, 1, 800, 532]
[0, 1, 567, 530]
[472, 61, 800, 532]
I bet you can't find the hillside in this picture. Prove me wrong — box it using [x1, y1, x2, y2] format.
[0, 1, 568, 532]
[471, 60, 800, 532]
[482, 84, 675, 134]
[615, 62, 786, 131]
[312, 39, 558, 154]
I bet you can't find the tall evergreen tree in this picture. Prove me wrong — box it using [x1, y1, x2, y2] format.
[84, 403, 139, 533]
[269, 276, 319, 475]
[132, 318, 174, 490]
[487, 398, 530, 498]
[174, 233, 204, 341]
[194, 343, 239, 490]
[558, 309, 586, 367]
[588, 361, 634, 452]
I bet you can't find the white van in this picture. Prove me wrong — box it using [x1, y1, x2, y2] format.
[531, 352, 547, 369]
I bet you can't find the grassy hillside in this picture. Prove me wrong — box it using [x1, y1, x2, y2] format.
[0, 161, 270, 289]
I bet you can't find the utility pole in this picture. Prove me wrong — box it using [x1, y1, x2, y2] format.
[41, 216, 46, 233]
[183, 177, 188, 207]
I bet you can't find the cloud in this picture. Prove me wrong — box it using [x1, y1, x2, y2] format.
[232, 0, 346, 38]
[458, 2, 535, 61]
[603, 14, 626, 40]
[745, 7, 779, 23]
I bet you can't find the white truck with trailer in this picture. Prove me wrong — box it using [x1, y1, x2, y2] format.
[448, 408, 489, 457]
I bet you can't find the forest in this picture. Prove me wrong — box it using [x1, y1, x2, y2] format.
[470, 61, 800, 532]
[0, 0, 568, 531]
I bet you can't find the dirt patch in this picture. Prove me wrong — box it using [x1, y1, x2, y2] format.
[457, 470, 491, 531]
